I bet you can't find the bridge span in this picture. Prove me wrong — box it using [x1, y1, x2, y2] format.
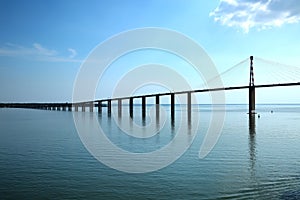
[1, 56, 300, 119]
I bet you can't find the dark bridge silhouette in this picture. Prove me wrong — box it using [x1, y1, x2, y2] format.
[1, 56, 300, 119]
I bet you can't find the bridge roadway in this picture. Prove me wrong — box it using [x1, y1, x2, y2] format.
[97, 82, 300, 101]
[1, 82, 300, 115]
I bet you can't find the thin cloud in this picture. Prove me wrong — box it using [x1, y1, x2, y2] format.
[210, 0, 300, 33]
[68, 48, 77, 58]
[0, 43, 81, 63]
[33, 43, 57, 56]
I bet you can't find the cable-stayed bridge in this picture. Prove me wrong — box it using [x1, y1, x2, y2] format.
[1, 56, 300, 119]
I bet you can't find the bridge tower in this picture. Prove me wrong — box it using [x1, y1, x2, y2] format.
[249, 56, 255, 114]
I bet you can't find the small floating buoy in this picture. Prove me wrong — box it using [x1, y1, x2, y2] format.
[271, 110, 273, 113]
[258, 114, 260, 118]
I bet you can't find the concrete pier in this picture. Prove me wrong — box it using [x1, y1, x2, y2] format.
[187, 92, 191, 121]
[156, 95, 160, 118]
[170, 93, 175, 121]
[249, 56, 255, 114]
[107, 100, 111, 115]
[89, 102, 93, 112]
[129, 97, 133, 118]
[98, 101, 102, 113]
[75, 104, 78, 112]
[249, 86, 255, 114]
[118, 99, 122, 117]
[142, 96, 146, 119]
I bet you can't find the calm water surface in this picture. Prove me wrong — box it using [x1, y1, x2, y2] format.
[0, 104, 300, 199]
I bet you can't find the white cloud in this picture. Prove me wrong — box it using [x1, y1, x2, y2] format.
[33, 43, 57, 56]
[0, 43, 81, 63]
[68, 48, 77, 58]
[210, 0, 300, 33]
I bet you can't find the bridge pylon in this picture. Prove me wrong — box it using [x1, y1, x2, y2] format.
[249, 56, 255, 114]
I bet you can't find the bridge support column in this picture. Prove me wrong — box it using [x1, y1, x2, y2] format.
[75, 104, 78, 112]
[82, 104, 85, 112]
[187, 92, 191, 121]
[156, 95, 160, 119]
[129, 97, 133, 118]
[249, 56, 255, 114]
[107, 100, 111, 115]
[62, 106, 66, 111]
[118, 99, 122, 117]
[68, 105, 72, 111]
[249, 86, 255, 114]
[98, 102, 102, 113]
[142, 96, 146, 119]
[170, 93, 175, 121]
[89, 102, 93, 112]
[57, 106, 61, 111]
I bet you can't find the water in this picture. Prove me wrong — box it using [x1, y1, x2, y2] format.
[0, 105, 300, 199]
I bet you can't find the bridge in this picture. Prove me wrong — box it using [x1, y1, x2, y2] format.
[1, 56, 300, 119]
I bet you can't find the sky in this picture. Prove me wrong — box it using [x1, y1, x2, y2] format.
[0, 0, 300, 103]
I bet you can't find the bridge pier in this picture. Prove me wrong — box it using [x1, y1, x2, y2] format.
[170, 93, 175, 121]
[142, 96, 146, 119]
[82, 104, 85, 112]
[97, 101, 102, 113]
[187, 92, 191, 121]
[129, 97, 133, 118]
[118, 99, 122, 117]
[249, 56, 256, 114]
[74, 104, 78, 112]
[89, 102, 93, 112]
[249, 86, 255, 114]
[107, 100, 111, 115]
[156, 95, 160, 118]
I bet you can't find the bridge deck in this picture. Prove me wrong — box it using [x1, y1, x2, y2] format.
[98, 82, 300, 102]
[1, 82, 300, 108]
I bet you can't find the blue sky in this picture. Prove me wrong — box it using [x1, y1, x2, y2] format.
[1, 0, 300, 103]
